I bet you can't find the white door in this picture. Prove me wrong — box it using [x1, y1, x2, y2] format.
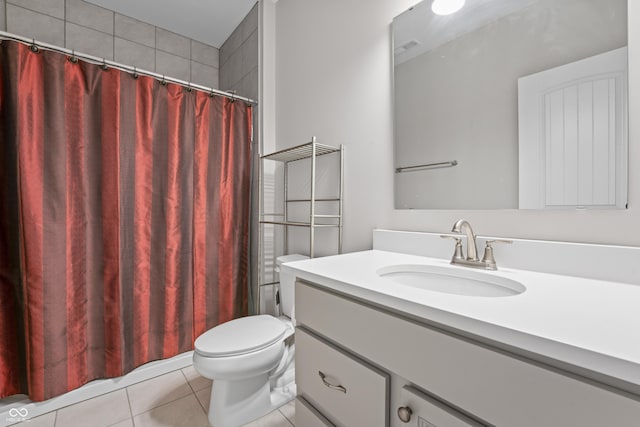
[518, 47, 628, 209]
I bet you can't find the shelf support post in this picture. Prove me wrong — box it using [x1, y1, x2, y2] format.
[339, 144, 344, 254]
[310, 137, 317, 258]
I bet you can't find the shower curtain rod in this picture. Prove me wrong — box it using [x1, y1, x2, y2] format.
[0, 30, 258, 105]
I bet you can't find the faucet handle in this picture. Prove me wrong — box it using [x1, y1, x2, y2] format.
[440, 235, 464, 261]
[485, 239, 513, 245]
[481, 239, 512, 269]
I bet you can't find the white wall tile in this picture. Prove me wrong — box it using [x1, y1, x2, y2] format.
[7, 0, 63, 19]
[6, 5, 64, 46]
[190, 61, 218, 89]
[65, 0, 113, 35]
[115, 37, 155, 71]
[156, 27, 190, 58]
[114, 13, 155, 48]
[66, 22, 113, 60]
[191, 40, 219, 68]
[155, 50, 190, 82]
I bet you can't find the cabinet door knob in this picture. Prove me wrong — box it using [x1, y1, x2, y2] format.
[397, 406, 413, 423]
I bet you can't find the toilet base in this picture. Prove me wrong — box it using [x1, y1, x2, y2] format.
[208, 371, 296, 427]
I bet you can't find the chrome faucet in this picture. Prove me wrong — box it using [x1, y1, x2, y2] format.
[452, 219, 478, 261]
[441, 220, 512, 270]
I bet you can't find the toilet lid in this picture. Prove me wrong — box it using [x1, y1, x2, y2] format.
[194, 315, 287, 357]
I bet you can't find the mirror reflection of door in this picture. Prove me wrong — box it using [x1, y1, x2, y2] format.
[392, 0, 628, 210]
[518, 47, 628, 209]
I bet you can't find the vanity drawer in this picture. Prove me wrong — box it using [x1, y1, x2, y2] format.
[396, 385, 483, 427]
[296, 280, 640, 427]
[296, 397, 336, 427]
[295, 327, 389, 427]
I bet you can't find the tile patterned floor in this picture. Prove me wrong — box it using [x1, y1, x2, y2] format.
[10, 366, 295, 427]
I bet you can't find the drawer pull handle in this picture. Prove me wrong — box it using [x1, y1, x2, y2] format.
[318, 371, 347, 394]
[397, 406, 413, 423]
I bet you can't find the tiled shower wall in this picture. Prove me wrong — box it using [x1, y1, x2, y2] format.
[1, 0, 263, 313]
[218, 3, 262, 313]
[0, 0, 219, 89]
[219, 3, 258, 100]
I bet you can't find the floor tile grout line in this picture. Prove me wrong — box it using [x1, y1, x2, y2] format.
[194, 395, 206, 414]
[181, 366, 212, 393]
[181, 368, 211, 414]
[180, 368, 198, 394]
[129, 391, 193, 418]
[131, 390, 197, 419]
[127, 369, 195, 417]
[124, 387, 135, 421]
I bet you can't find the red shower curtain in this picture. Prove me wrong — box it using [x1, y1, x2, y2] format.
[0, 41, 252, 401]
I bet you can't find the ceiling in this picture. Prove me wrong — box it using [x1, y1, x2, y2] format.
[86, 0, 257, 48]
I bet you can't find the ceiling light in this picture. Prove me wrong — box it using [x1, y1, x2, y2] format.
[431, 0, 465, 15]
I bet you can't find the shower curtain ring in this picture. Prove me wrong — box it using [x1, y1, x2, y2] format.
[161, 75, 167, 86]
[68, 50, 78, 63]
[132, 66, 139, 79]
[100, 58, 108, 71]
[30, 38, 39, 53]
[186, 82, 192, 93]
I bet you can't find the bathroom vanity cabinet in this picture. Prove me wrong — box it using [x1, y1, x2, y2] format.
[294, 279, 640, 427]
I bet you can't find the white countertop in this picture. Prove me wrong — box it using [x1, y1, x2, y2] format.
[283, 250, 640, 392]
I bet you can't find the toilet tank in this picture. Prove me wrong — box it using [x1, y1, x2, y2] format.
[276, 254, 309, 318]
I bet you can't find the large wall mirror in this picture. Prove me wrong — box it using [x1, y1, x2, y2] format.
[393, 0, 628, 209]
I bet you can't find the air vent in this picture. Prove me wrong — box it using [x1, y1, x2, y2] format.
[394, 40, 420, 55]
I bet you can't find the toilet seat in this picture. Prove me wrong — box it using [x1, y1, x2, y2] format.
[194, 315, 287, 357]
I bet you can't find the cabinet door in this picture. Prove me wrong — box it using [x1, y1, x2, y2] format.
[395, 385, 483, 427]
[296, 397, 336, 427]
[296, 327, 389, 427]
[296, 281, 640, 427]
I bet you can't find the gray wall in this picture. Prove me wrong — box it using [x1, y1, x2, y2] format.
[219, 3, 258, 100]
[395, 0, 627, 210]
[2, 0, 219, 88]
[0, 1, 5, 32]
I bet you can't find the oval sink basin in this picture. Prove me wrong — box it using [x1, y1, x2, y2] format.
[377, 264, 525, 297]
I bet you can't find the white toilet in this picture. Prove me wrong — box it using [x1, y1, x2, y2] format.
[193, 254, 307, 427]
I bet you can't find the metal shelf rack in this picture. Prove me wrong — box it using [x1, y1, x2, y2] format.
[259, 136, 344, 259]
